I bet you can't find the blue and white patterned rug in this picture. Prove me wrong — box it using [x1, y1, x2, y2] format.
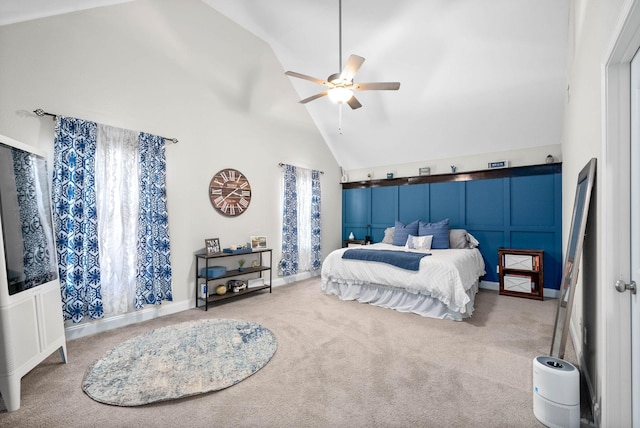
[82, 319, 277, 406]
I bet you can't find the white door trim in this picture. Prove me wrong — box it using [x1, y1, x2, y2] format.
[600, 0, 639, 425]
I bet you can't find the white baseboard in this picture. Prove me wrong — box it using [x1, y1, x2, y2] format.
[64, 300, 192, 341]
[64, 271, 321, 341]
[479, 280, 560, 299]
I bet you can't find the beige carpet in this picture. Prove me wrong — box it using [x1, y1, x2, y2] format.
[0, 278, 574, 427]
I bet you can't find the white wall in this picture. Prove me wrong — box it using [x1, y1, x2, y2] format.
[345, 143, 561, 181]
[563, 0, 628, 424]
[0, 0, 342, 331]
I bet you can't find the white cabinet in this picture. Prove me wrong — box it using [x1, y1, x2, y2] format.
[0, 279, 67, 412]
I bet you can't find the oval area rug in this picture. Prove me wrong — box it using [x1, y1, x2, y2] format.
[82, 318, 277, 406]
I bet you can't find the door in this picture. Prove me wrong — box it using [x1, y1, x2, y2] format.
[629, 49, 640, 428]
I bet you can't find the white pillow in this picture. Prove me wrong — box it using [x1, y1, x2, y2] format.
[467, 232, 480, 248]
[405, 234, 433, 251]
[382, 227, 395, 244]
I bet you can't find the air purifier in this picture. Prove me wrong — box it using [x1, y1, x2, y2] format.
[533, 356, 580, 428]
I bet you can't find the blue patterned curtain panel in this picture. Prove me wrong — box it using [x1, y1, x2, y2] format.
[280, 164, 298, 276]
[311, 170, 322, 270]
[53, 117, 103, 322]
[53, 118, 173, 323]
[135, 132, 172, 308]
[280, 164, 322, 276]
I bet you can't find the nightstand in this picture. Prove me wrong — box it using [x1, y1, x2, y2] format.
[498, 248, 544, 300]
[343, 239, 367, 248]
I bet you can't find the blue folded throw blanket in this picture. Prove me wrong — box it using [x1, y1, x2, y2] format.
[342, 249, 430, 271]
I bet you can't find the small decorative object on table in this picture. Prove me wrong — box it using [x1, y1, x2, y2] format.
[450, 165, 457, 173]
[238, 259, 245, 272]
[205, 238, 220, 255]
[223, 244, 252, 254]
[227, 279, 246, 293]
[250, 236, 267, 250]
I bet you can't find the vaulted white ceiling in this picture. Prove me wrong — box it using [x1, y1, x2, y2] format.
[1, 0, 570, 170]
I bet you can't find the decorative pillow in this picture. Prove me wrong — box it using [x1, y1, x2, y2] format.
[449, 229, 469, 249]
[418, 218, 450, 249]
[382, 227, 395, 244]
[391, 220, 419, 246]
[467, 232, 480, 248]
[405, 234, 433, 251]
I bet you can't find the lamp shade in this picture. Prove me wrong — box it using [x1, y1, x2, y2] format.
[328, 87, 354, 103]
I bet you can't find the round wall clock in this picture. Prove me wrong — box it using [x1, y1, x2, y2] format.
[209, 168, 252, 217]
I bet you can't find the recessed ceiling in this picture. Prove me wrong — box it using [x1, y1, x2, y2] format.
[1, 0, 570, 171]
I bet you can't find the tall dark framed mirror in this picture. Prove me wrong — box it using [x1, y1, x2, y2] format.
[550, 158, 597, 358]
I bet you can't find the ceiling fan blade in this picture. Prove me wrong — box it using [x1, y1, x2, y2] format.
[354, 82, 401, 91]
[346, 96, 362, 110]
[339, 55, 365, 82]
[285, 71, 328, 86]
[300, 91, 329, 104]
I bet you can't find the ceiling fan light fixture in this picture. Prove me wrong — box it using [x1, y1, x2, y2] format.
[328, 87, 354, 103]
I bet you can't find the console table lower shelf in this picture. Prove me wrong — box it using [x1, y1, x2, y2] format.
[195, 248, 272, 311]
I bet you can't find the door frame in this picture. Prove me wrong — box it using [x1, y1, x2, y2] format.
[601, 0, 639, 425]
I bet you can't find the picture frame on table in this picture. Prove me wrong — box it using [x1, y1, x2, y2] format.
[205, 238, 220, 255]
[250, 236, 267, 250]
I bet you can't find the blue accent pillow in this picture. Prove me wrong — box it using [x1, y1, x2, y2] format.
[391, 220, 419, 246]
[419, 218, 450, 249]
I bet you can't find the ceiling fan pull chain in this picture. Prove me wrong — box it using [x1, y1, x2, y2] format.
[338, 103, 343, 134]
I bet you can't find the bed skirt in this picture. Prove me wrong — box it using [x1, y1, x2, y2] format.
[320, 279, 479, 321]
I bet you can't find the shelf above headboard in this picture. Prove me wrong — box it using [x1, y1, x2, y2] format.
[341, 162, 562, 189]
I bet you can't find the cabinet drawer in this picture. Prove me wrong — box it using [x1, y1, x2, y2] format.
[504, 274, 534, 294]
[504, 254, 535, 271]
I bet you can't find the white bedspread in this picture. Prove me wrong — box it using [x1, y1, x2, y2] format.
[321, 243, 486, 315]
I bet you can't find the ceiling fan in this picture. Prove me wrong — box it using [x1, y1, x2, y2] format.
[284, 0, 400, 110]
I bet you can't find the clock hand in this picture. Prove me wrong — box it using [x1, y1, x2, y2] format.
[218, 188, 241, 204]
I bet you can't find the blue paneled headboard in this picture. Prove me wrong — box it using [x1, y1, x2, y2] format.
[341, 163, 562, 290]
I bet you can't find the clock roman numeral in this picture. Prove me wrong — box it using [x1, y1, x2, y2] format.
[221, 201, 229, 213]
[227, 170, 236, 181]
[220, 171, 229, 182]
[239, 198, 249, 208]
[229, 204, 235, 216]
[241, 190, 250, 197]
[236, 173, 244, 182]
[214, 196, 224, 206]
[239, 181, 249, 189]
[210, 188, 222, 195]
[213, 179, 224, 187]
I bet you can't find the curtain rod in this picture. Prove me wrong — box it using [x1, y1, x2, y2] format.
[278, 162, 324, 174]
[33, 109, 179, 144]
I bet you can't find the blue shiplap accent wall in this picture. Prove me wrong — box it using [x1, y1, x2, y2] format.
[342, 166, 562, 290]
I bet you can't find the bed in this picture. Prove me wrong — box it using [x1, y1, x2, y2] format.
[321, 227, 486, 321]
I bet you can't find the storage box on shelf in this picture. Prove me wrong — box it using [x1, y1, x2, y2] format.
[195, 248, 272, 311]
[498, 248, 544, 300]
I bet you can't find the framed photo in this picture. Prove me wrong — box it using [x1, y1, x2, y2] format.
[250, 236, 267, 250]
[205, 238, 220, 255]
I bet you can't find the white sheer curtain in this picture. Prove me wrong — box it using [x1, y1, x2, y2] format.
[297, 168, 312, 272]
[95, 124, 139, 316]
